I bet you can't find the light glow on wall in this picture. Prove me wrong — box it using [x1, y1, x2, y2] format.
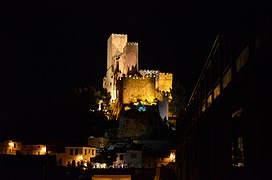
[8, 141, 14, 147]
[77, 155, 83, 162]
[170, 152, 175, 161]
[41, 147, 46, 153]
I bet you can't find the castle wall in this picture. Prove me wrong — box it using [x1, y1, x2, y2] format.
[139, 70, 160, 89]
[120, 42, 139, 74]
[104, 33, 173, 121]
[158, 73, 173, 92]
[107, 34, 127, 71]
[158, 95, 169, 120]
[106, 34, 127, 100]
[120, 76, 156, 104]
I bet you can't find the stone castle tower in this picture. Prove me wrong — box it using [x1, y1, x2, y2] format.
[103, 33, 173, 120]
[104, 34, 139, 101]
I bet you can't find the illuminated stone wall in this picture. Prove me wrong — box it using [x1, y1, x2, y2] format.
[119, 42, 139, 74]
[0, 140, 22, 155]
[139, 70, 160, 89]
[106, 34, 127, 100]
[22, 144, 47, 155]
[104, 33, 173, 121]
[158, 73, 173, 92]
[120, 76, 156, 104]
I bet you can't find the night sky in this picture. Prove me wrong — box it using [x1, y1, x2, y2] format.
[1, 1, 270, 139]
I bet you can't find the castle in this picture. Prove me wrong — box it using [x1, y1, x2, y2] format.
[103, 33, 173, 120]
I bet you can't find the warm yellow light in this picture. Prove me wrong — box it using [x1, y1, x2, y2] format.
[170, 152, 175, 161]
[124, 106, 131, 111]
[100, 163, 107, 168]
[8, 141, 14, 147]
[41, 147, 46, 152]
[77, 155, 83, 161]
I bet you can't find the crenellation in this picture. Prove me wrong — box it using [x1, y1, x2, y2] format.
[112, 33, 127, 36]
[126, 42, 138, 46]
[160, 72, 173, 76]
[139, 69, 160, 76]
[120, 74, 155, 80]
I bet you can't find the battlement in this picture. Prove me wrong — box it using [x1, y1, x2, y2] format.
[112, 33, 127, 36]
[158, 72, 173, 93]
[139, 69, 160, 76]
[117, 73, 156, 81]
[118, 75, 156, 105]
[126, 42, 138, 46]
[159, 72, 173, 77]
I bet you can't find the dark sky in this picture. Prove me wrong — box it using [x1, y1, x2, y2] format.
[1, 1, 270, 138]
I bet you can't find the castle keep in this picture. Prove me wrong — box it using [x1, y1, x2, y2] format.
[103, 33, 173, 120]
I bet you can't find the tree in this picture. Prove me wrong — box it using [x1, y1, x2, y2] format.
[98, 88, 115, 120]
[64, 86, 109, 137]
[169, 80, 186, 117]
[70, 86, 99, 113]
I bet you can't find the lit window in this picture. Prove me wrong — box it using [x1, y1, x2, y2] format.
[207, 93, 212, 107]
[214, 83, 220, 99]
[202, 100, 206, 112]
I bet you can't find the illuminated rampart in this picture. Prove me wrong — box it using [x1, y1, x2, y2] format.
[119, 75, 156, 104]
